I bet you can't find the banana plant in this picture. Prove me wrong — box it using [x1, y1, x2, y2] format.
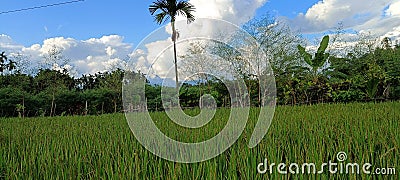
[297, 35, 330, 76]
[365, 77, 379, 100]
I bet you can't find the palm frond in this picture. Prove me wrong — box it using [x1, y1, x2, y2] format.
[149, 0, 171, 24]
[149, 0, 195, 24]
[149, 0, 168, 15]
[155, 12, 169, 24]
[176, 1, 196, 23]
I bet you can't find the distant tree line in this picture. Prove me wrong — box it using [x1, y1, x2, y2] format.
[0, 45, 399, 117]
[0, 16, 399, 117]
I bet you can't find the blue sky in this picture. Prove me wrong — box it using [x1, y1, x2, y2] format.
[0, 0, 159, 46]
[0, 0, 399, 77]
[0, 0, 320, 46]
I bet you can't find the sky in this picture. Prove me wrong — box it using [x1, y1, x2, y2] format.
[0, 0, 399, 77]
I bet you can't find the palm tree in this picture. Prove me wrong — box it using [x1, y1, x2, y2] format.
[149, 0, 195, 93]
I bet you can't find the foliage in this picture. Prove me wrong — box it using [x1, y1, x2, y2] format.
[0, 102, 398, 179]
[365, 77, 379, 100]
[149, 0, 196, 91]
[297, 35, 330, 75]
[149, 0, 195, 24]
[0, 17, 400, 116]
[0, 52, 16, 74]
[0, 42, 399, 117]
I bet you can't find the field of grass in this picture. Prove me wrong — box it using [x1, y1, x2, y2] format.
[0, 102, 399, 179]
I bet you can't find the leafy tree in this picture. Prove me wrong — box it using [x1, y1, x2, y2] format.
[34, 69, 75, 116]
[0, 87, 28, 117]
[10, 52, 33, 74]
[243, 15, 304, 105]
[145, 84, 163, 111]
[0, 73, 33, 93]
[76, 74, 98, 90]
[54, 89, 82, 115]
[99, 69, 124, 113]
[149, 0, 196, 92]
[180, 41, 217, 96]
[41, 45, 70, 70]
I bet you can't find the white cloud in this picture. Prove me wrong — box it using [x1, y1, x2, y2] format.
[2, 0, 269, 79]
[41, 37, 78, 55]
[286, 0, 400, 36]
[187, 0, 268, 25]
[382, 26, 400, 44]
[106, 46, 117, 57]
[385, 1, 400, 16]
[0, 34, 13, 44]
[0, 35, 133, 76]
[0, 34, 25, 50]
[131, 0, 268, 81]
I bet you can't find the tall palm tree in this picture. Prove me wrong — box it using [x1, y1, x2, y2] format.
[149, 0, 195, 92]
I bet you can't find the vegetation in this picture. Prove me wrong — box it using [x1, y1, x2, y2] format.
[297, 35, 330, 76]
[0, 2, 398, 179]
[0, 32, 399, 117]
[0, 102, 398, 179]
[149, 0, 196, 91]
[0, 52, 16, 74]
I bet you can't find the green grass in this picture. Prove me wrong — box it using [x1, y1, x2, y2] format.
[0, 102, 399, 179]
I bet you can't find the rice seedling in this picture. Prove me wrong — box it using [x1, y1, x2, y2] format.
[0, 102, 398, 179]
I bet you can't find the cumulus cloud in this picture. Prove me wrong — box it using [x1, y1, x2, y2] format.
[383, 26, 400, 43]
[2, 0, 269, 80]
[187, 0, 267, 25]
[0, 34, 25, 50]
[385, 1, 400, 16]
[0, 34, 133, 77]
[129, 0, 269, 81]
[286, 0, 400, 37]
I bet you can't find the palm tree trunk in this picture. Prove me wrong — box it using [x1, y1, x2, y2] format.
[171, 21, 179, 95]
[258, 79, 261, 107]
[173, 42, 179, 91]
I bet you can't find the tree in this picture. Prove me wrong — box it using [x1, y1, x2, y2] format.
[149, 0, 195, 92]
[243, 15, 304, 105]
[0, 52, 16, 74]
[99, 69, 124, 113]
[180, 41, 213, 95]
[34, 69, 75, 116]
[10, 52, 33, 74]
[381, 37, 392, 49]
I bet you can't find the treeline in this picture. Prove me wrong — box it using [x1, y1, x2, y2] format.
[274, 44, 400, 105]
[1, 16, 399, 117]
[0, 43, 399, 117]
[0, 68, 126, 117]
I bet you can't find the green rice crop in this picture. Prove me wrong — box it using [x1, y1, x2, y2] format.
[0, 102, 399, 179]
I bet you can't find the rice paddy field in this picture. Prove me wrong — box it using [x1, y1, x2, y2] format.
[0, 102, 399, 179]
